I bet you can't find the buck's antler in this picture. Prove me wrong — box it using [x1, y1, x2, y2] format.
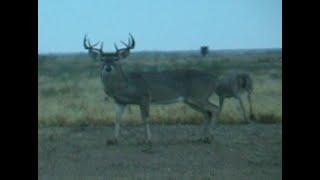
[83, 34, 100, 50]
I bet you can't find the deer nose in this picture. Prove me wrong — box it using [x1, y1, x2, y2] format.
[105, 65, 112, 72]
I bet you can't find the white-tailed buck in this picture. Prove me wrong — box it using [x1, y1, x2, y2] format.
[83, 34, 219, 144]
[215, 71, 254, 122]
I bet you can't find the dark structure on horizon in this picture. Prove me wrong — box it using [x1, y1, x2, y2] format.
[200, 46, 209, 57]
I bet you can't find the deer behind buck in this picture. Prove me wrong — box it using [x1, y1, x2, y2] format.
[216, 71, 255, 123]
[83, 34, 220, 144]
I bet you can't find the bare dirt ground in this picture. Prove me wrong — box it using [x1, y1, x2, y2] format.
[38, 123, 282, 180]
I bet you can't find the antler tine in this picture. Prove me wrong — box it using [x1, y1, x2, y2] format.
[128, 37, 131, 48]
[129, 33, 135, 49]
[114, 43, 119, 51]
[99, 42, 104, 53]
[88, 39, 92, 47]
[83, 34, 89, 49]
[91, 41, 100, 47]
[83, 33, 99, 48]
[120, 41, 129, 47]
[88, 39, 100, 48]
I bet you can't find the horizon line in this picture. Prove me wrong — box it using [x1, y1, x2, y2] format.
[38, 47, 282, 55]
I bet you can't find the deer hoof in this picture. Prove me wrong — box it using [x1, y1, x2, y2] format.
[250, 114, 256, 121]
[199, 136, 213, 144]
[243, 119, 251, 124]
[138, 139, 152, 145]
[106, 138, 118, 145]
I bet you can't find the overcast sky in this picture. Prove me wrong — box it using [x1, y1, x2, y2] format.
[38, 0, 282, 53]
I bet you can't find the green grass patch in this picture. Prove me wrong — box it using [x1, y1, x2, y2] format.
[38, 49, 282, 127]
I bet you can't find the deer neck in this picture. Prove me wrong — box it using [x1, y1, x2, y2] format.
[113, 63, 129, 82]
[100, 63, 129, 95]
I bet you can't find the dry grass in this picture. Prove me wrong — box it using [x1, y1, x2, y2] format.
[38, 50, 282, 127]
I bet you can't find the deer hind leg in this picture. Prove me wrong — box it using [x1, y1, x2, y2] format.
[185, 99, 219, 143]
[247, 92, 255, 121]
[219, 96, 225, 114]
[218, 96, 225, 121]
[139, 99, 152, 144]
[235, 96, 248, 123]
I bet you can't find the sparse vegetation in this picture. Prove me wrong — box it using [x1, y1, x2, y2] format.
[38, 49, 282, 127]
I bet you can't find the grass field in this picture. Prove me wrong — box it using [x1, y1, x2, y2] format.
[38, 49, 282, 127]
[38, 49, 282, 179]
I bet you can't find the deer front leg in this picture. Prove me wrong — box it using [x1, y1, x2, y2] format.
[236, 96, 248, 123]
[139, 101, 152, 144]
[203, 102, 219, 143]
[107, 103, 125, 145]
